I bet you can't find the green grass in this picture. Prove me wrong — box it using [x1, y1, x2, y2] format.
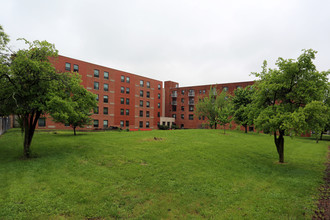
[0, 129, 328, 219]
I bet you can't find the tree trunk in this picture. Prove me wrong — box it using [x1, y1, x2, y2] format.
[320, 132, 323, 141]
[274, 130, 285, 163]
[223, 125, 226, 134]
[244, 124, 247, 133]
[74, 126, 76, 136]
[214, 122, 217, 129]
[22, 111, 41, 159]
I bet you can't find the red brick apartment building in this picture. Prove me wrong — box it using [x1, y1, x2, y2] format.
[37, 55, 254, 130]
[164, 80, 254, 129]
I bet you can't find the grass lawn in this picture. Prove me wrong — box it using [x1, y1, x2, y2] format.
[0, 129, 328, 219]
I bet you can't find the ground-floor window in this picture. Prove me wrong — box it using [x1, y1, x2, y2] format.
[93, 120, 99, 128]
[103, 120, 108, 128]
[38, 118, 46, 127]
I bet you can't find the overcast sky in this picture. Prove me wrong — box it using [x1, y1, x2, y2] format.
[1, 0, 329, 86]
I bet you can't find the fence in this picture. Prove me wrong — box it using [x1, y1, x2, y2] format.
[0, 116, 11, 135]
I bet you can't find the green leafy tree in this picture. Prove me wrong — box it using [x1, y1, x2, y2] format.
[252, 49, 329, 163]
[48, 73, 97, 135]
[232, 86, 255, 133]
[0, 26, 94, 158]
[195, 86, 218, 129]
[215, 91, 232, 134]
[303, 101, 329, 143]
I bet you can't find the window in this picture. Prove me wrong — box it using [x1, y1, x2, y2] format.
[96, 94, 99, 101]
[103, 107, 108, 115]
[189, 114, 194, 120]
[104, 83, 109, 91]
[139, 121, 143, 128]
[181, 106, 184, 111]
[181, 90, 185, 95]
[203, 90, 206, 94]
[140, 80, 144, 87]
[139, 110, 143, 117]
[126, 98, 130, 105]
[126, 109, 129, 115]
[121, 75, 125, 82]
[139, 101, 143, 108]
[120, 98, 124, 104]
[146, 111, 150, 117]
[172, 114, 176, 119]
[146, 121, 150, 128]
[104, 71, 109, 79]
[120, 109, 124, 115]
[158, 84, 161, 90]
[126, 77, 130, 83]
[223, 87, 228, 92]
[94, 82, 99, 90]
[121, 86, 125, 93]
[120, 120, 124, 127]
[65, 63, 71, 71]
[38, 118, 46, 127]
[146, 91, 150, 98]
[146, 101, 150, 108]
[189, 106, 194, 112]
[158, 103, 160, 108]
[157, 112, 160, 117]
[146, 81, 150, 88]
[140, 90, 144, 97]
[199, 90, 202, 94]
[236, 86, 242, 89]
[126, 120, 129, 127]
[73, 64, 79, 72]
[103, 120, 108, 128]
[94, 107, 98, 114]
[181, 98, 184, 103]
[126, 87, 130, 94]
[202, 116, 205, 120]
[103, 95, 108, 103]
[158, 93, 161, 99]
[181, 114, 184, 119]
[94, 69, 99, 77]
[93, 120, 99, 128]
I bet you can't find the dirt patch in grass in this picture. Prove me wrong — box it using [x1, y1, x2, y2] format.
[313, 145, 330, 220]
[141, 137, 165, 142]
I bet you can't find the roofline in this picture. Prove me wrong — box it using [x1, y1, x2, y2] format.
[57, 54, 163, 83]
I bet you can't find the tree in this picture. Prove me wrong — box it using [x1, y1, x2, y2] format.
[48, 73, 97, 135]
[0, 26, 93, 158]
[252, 49, 329, 163]
[195, 86, 218, 129]
[231, 86, 255, 133]
[303, 101, 329, 143]
[215, 91, 232, 134]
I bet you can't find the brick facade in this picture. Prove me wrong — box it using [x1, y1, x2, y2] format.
[38, 55, 163, 130]
[38, 55, 254, 131]
[164, 81, 254, 129]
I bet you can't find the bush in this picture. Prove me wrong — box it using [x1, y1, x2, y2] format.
[158, 125, 169, 130]
[171, 125, 179, 129]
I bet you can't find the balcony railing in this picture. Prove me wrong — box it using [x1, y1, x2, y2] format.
[171, 101, 177, 105]
[188, 101, 194, 105]
[188, 91, 195, 97]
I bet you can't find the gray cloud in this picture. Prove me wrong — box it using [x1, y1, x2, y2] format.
[1, 0, 329, 86]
